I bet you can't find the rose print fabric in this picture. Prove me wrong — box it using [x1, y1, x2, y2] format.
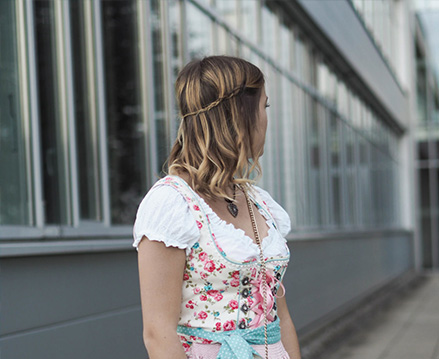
[133, 175, 291, 356]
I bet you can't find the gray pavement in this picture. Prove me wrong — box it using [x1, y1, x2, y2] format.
[322, 271, 439, 359]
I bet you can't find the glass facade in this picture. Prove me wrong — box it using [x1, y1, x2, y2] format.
[0, 0, 402, 237]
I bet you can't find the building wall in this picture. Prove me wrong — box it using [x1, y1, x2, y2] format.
[0, 0, 417, 358]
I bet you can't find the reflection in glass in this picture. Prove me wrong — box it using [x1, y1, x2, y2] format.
[329, 115, 341, 225]
[216, 0, 237, 29]
[186, 2, 213, 58]
[70, 0, 100, 221]
[241, 0, 258, 44]
[0, 0, 29, 225]
[101, 0, 146, 224]
[309, 99, 323, 226]
[345, 126, 357, 226]
[419, 167, 433, 267]
[34, 0, 68, 224]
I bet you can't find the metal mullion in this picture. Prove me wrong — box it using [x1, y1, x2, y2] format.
[58, 0, 80, 226]
[339, 121, 348, 228]
[16, 0, 35, 226]
[160, 0, 177, 145]
[318, 104, 329, 228]
[53, 0, 73, 225]
[138, 0, 157, 187]
[272, 10, 282, 202]
[181, 0, 189, 64]
[354, 131, 362, 228]
[83, 0, 102, 222]
[92, 0, 111, 226]
[327, 112, 336, 228]
[366, 141, 372, 227]
[22, 0, 44, 227]
[430, 162, 439, 267]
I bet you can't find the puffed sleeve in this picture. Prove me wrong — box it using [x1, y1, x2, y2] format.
[253, 186, 292, 237]
[132, 184, 200, 255]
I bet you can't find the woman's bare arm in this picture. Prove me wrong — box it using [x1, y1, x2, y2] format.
[137, 236, 187, 358]
[277, 295, 302, 359]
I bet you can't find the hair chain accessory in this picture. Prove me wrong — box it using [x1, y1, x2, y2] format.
[243, 187, 268, 359]
[225, 184, 238, 218]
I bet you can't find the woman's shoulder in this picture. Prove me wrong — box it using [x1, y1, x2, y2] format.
[132, 175, 200, 253]
[251, 185, 291, 237]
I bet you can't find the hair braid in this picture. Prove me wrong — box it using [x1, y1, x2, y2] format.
[181, 85, 244, 119]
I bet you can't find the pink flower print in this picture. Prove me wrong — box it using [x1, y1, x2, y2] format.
[207, 290, 219, 297]
[223, 320, 236, 331]
[215, 322, 222, 331]
[199, 294, 207, 301]
[202, 339, 213, 344]
[248, 297, 254, 306]
[193, 204, 200, 211]
[197, 311, 208, 320]
[220, 263, 226, 269]
[199, 252, 208, 261]
[200, 272, 208, 279]
[251, 267, 258, 278]
[230, 278, 240, 287]
[196, 220, 203, 229]
[183, 273, 190, 281]
[182, 343, 190, 352]
[214, 292, 223, 301]
[190, 336, 197, 341]
[185, 300, 196, 309]
[193, 287, 201, 294]
[228, 300, 238, 309]
[232, 271, 240, 279]
[204, 260, 216, 272]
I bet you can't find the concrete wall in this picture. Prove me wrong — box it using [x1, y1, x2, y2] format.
[285, 231, 414, 336]
[0, 251, 145, 359]
[0, 231, 413, 358]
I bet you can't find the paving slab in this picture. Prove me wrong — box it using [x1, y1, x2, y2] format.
[321, 271, 439, 359]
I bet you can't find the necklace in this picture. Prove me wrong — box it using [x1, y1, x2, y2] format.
[224, 184, 238, 217]
[243, 187, 269, 359]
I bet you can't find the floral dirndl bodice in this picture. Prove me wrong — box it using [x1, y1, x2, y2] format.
[153, 176, 290, 354]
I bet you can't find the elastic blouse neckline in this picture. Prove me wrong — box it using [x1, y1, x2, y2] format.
[167, 175, 289, 264]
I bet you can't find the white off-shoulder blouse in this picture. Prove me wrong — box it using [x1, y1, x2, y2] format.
[132, 180, 291, 262]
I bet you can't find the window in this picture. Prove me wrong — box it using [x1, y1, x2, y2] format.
[34, 0, 69, 224]
[70, 0, 101, 221]
[101, 0, 146, 224]
[0, 0, 30, 225]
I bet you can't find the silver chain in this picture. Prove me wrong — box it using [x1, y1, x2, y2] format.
[243, 188, 269, 359]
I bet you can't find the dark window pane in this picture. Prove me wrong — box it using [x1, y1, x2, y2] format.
[34, 0, 67, 224]
[101, 0, 146, 224]
[0, 0, 29, 225]
[70, 0, 101, 221]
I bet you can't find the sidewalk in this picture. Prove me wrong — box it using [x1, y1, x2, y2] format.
[321, 271, 439, 359]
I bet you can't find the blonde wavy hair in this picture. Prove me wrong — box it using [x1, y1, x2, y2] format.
[167, 55, 265, 200]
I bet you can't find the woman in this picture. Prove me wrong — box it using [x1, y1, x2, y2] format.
[133, 56, 301, 358]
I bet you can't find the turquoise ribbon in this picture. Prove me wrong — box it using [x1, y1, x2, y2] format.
[177, 317, 281, 358]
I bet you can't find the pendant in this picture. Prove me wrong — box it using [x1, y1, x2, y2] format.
[227, 202, 238, 218]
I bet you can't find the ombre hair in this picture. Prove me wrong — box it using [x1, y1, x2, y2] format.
[167, 55, 265, 200]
